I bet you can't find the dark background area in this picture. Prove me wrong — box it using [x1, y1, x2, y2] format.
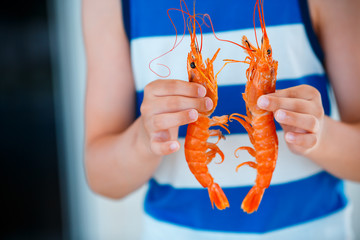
[1, 1, 63, 239]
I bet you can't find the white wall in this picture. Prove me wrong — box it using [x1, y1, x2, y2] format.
[347, 182, 360, 239]
[49, 0, 360, 239]
[49, 0, 148, 239]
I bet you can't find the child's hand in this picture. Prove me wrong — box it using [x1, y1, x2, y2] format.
[257, 85, 325, 155]
[140, 79, 212, 156]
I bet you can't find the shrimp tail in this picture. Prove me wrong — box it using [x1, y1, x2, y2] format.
[208, 182, 230, 210]
[241, 185, 265, 214]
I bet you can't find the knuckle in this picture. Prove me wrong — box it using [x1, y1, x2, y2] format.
[293, 85, 306, 96]
[304, 85, 321, 99]
[167, 97, 179, 109]
[300, 84, 313, 94]
[308, 135, 317, 148]
[293, 101, 304, 111]
[308, 86, 320, 98]
[299, 84, 310, 91]
[273, 100, 282, 110]
[150, 143, 162, 156]
[143, 117, 154, 134]
[169, 80, 181, 90]
[152, 142, 169, 156]
[298, 134, 316, 149]
[288, 87, 298, 98]
[317, 107, 324, 118]
[145, 80, 163, 94]
[163, 81, 176, 92]
[140, 102, 148, 115]
[171, 96, 185, 109]
[309, 116, 318, 132]
[267, 96, 280, 110]
[301, 84, 313, 92]
[313, 89, 321, 99]
[152, 116, 164, 130]
[313, 105, 324, 118]
[296, 135, 306, 147]
[144, 82, 154, 93]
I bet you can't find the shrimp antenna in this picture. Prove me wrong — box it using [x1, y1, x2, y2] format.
[258, 0, 268, 38]
[253, 0, 260, 49]
[260, 0, 267, 35]
[148, 0, 188, 78]
[196, 15, 204, 53]
[186, 15, 204, 53]
[257, 0, 263, 33]
[202, 14, 250, 51]
[193, 0, 199, 51]
[186, 0, 204, 53]
[258, 0, 265, 33]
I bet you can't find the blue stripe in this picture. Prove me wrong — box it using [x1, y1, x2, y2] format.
[135, 74, 331, 137]
[297, 0, 325, 64]
[128, 0, 303, 40]
[144, 172, 347, 233]
[122, 0, 131, 40]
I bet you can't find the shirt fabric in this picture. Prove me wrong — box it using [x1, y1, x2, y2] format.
[122, 0, 352, 239]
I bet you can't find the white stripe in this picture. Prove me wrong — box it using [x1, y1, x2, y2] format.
[153, 131, 322, 188]
[131, 24, 324, 91]
[141, 206, 353, 240]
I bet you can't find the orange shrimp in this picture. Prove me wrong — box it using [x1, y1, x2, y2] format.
[183, 6, 230, 210]
[225, 0, 279, 213]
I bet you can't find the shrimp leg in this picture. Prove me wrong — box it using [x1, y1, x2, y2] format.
[207, 142, 225, 164]
[210, 115, 230, 134]
[236, 161, 258, 172]
[209, 129, 225, 144]
[235, 146, 256, 158]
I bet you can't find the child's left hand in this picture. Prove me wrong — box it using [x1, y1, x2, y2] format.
[257, 85, 325, 156]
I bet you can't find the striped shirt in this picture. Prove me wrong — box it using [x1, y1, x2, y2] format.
[122, 0, 352, 239]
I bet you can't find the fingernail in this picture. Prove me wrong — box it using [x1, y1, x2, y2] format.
[205, 98, 213, 110]
[169, 142, 179, 151]
[257, 96, 269, 109]
[286, 132, 296, 142]
[189, 109, 198, 121]
[198, 86, 206, 97]
[276, 110, 286, 121]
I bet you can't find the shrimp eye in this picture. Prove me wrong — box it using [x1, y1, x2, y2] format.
[190, 62, 196, 68]
[245, 40, 251, 49]
[267, 49, 271, 55]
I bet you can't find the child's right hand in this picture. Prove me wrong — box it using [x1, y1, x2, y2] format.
[140, 79, 213, 156]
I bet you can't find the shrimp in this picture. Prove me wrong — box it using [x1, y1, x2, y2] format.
[225, 0, 279, 213]
[183, 6, 230, 210]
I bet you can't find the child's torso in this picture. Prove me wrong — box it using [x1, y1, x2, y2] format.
[123, 0, 350, 239]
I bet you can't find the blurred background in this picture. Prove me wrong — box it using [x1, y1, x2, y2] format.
[1, 0, 359, 239]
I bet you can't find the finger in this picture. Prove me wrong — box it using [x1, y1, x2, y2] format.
[150, 96, 213, 114]
[257, 95, 319, 115]
[275, 110, 320, 133]
[151, 130, 171, 142]
[285, 132, 317, 149]
[280, 124, 308, 134]
[150, 140, 180, 156]
[150, 109, 198, 132]
[145, 80, 206, 98]
[266, 85, 321, 101]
